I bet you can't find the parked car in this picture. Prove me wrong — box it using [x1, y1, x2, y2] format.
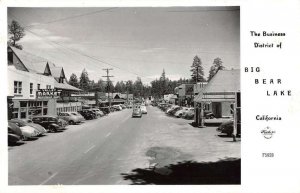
[132, 107, 142, 118]
[140, 105, 147, 114]
[90, 108, 104, 117]
[31, 116, 61, 132]
[8, 120, 39, 140]
[58, 118, 68, 128]
[8, 122, 22, 144]
[78, 110, 95, 120]
[182, 108, 195, 119]
[58, 112, 82, 125]
[112, 105, 122, 111]
[99, 107, 110, 114]
[166, 105, 181, 116]
[175, 107, 190, 118]
[204, 111, 215, 119]
[70, 112, 85, 122]
[11, 119, 47, 136]
[120, 104, 127, 109]
[216, 120, 241, 136]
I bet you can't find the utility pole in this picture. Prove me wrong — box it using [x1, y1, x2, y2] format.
[102, 68, 114, 113]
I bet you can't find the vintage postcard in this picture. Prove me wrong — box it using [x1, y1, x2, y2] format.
[0, 1, 299, 193]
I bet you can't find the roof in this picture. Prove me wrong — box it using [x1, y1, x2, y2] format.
[10, 47, 48, 74]
[48, 62, 65, 78]
[194, 69, 240, 102]
[54, 81, 81, 91]
[9, 47, 66, 79]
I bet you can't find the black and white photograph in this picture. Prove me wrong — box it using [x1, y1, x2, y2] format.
[6, 6, 241, 185]
[2, 1, 300, 193]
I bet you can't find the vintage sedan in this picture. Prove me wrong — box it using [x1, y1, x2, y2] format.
[78, 110, 96, 120]
[140, 105, 147, 114]
[58, 112, 82, 125]
[8, 120, 39, 140]
[175, 107, 190, 118]
[8, 122, 22, 144]
[216, 120, 241, 136]
[11, 119, 47, 136]
[132, 107, 142, 118]
[31, 116, 61, 132]
[182, 108, 195, 119]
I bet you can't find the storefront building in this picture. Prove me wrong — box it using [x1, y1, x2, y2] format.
[7, 47, 56, 119]
[194, 69, 240, 118]
[7, 46, 82, 118]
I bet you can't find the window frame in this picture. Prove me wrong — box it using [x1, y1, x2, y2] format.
[30, 83, 33, 94]
[14, 81, 22, 94]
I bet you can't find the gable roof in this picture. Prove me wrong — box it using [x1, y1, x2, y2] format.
[9, 46, 48, 74]
[48, 62, 65, 78]
[8, 47, 30, 72]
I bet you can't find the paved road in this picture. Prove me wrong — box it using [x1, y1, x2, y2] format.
[9, 107, 160, 185]
[8, 106, 240, 185]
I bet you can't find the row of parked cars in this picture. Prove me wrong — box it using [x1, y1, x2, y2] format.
[157, 103, 216, 119]
[8, 105, 131, 145]
[155, 103, 196, 119]
[154, 102, 240, 137]
[8, 116, 68, 144]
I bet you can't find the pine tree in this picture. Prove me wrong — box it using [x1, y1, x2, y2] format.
[190, 55, 205, 83]
[208, 57, 225, 81]
[68, 73, 79, 88]
[79, 68, 90, 91]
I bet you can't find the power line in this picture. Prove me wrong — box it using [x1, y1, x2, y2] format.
[23, 8, 117, 29]
[22, 26, 155, 80]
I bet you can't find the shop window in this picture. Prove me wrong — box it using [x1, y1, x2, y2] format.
[43, 108, 48, 115]
[37, 84, 40, 90]
[13, 113, 18, 119]
[59, 78, 64, 83]
[20, 108, 27, 118]
[13, 108, 19, 119]
[20, 101, 27, 107]
[46, 85, 51, 89]
[43, 101, 48, 106]
[14, 81, 22, 94]
[30, 83, 33, 94]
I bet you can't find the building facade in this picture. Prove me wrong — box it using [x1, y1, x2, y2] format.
[7, 46, 81, 119]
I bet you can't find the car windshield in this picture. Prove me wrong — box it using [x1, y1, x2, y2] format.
[14, 121, 26, 127]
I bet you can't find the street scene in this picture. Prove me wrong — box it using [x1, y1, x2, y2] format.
[7, 7, 240, 185]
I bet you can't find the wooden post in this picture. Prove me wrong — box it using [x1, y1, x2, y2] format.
[232, 101, 237, 142]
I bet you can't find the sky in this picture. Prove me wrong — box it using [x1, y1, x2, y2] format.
[8, 7, 240, 85]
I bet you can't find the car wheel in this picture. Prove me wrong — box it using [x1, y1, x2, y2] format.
[69, 120, 75, 125]
[49, 125, 57, 132]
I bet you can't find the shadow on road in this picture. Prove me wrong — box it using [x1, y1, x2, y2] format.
[25, 137, 39, 141]
[8, 141, 26, 147]
[121, 158, 240, 185]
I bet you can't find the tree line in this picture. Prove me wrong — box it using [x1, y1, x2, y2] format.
[69, 53, 225, 99]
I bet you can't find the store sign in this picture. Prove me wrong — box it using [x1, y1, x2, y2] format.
[36, 89, 62, 98]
